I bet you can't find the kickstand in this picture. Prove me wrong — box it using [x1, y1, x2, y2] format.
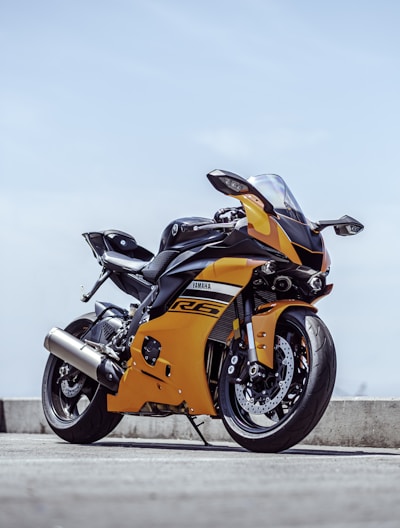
[186, 415, 210, 446]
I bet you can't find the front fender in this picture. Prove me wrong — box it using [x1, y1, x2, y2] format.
[252, 300, 317, 369]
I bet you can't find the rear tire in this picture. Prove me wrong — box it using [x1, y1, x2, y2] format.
[218, 308, 336, 452]
[42, 314, 123, 443]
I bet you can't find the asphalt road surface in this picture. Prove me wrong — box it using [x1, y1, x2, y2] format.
[1, 433, 399, 528]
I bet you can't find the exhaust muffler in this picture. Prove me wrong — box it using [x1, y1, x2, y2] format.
[44, 327, 124, 393]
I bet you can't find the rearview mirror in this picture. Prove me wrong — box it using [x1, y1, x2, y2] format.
[333, 215, 364, 236]
[334, 222, 364, 236]
[313, 215, 364, 236]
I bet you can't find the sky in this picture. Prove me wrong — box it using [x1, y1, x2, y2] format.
[1, 0, 400, 398]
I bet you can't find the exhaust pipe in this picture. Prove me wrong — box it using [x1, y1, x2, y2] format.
[44, 327, 124, 393]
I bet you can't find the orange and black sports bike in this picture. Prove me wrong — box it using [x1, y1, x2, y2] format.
[42, 169, 363, 452]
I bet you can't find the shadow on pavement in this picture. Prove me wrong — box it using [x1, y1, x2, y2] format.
[63, 438, 399, 456]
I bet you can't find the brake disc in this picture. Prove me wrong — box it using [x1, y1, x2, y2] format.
[60, 373, 87, 398]
[234, 335, 295, 414]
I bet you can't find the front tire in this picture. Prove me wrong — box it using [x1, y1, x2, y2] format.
[42, 314, 123, 443]
[218, 308, 336, 452]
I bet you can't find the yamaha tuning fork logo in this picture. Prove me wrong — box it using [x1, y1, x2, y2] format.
[169, 281, 241, 318]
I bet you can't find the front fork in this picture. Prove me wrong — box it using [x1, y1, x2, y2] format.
[238, 287, 317, 376]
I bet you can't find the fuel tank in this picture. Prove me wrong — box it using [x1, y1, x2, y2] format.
[158, 217, 225, 252]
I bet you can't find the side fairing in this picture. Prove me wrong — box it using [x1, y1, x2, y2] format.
[148, 229, 279, 319]
[107, 257, 264, 415]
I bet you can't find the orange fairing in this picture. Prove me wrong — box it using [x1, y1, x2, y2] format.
[239, 194, 303, 265]
[107, 258, 265, 416]
[240, 193, 331, 272]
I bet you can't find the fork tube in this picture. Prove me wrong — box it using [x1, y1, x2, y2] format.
[242, 286, 258, 364]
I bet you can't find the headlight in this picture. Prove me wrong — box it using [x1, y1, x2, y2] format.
[273, 275, 293, 292]
[308, 274, 324, 293]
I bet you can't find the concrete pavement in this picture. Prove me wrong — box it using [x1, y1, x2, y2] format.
[1, 433, 399, 528]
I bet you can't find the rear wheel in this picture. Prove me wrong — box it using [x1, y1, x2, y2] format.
[218, 308, 336, 452]
[42, 314, 123, 443]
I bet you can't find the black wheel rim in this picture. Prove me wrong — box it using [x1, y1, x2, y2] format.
[46, 355, 99, 424]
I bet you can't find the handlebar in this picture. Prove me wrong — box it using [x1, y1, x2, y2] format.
[214, 206, 245, 223]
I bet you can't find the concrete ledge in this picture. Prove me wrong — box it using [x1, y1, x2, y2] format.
[1, 397, 399, 448]
[0, 398, 52, 435]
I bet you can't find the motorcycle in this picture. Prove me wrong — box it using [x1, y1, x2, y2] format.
[42, 169, 363, 452]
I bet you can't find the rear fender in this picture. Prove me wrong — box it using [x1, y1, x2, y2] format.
[252, 300, 317, 369]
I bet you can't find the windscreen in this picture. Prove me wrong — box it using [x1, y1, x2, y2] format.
[247, 174, 307, 224]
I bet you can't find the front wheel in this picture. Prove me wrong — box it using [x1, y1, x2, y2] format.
[218, 308, 336, 452]
[41, 314, 123, 443]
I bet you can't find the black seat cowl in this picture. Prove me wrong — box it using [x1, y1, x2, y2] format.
[102, 251, 151, 273]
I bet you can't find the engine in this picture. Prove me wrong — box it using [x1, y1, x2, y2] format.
[84, 314, 132, 363]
